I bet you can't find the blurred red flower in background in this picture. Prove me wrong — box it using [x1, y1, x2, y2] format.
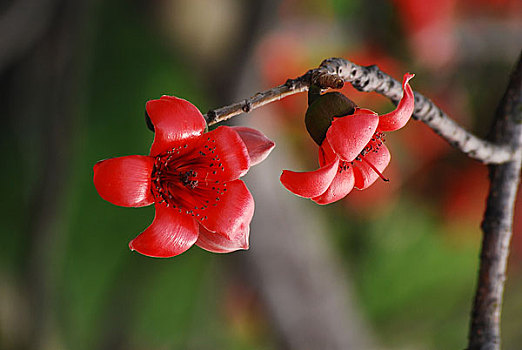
[281, 73, 414, 204]
[257, 32, 312, 119]
[393, 0, 457, 69]
[93, 96, 274, 257]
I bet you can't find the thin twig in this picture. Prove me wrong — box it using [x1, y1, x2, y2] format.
[467, 52, 522, 350]
[205, 75, 310, 125]
[205, 58, 519, 164]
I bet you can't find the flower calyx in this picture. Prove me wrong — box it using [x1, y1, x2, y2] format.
[305, 90, 356, 145]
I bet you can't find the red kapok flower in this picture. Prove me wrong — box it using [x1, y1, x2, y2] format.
[93, 96, 275, 258]
[280, 73, 414, 204]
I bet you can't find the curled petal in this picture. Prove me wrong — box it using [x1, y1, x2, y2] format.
[378, 73, 415, 131]
[280, 157, 340, 198]
[353, 144, 391, 190]
[147, 96, 207, 156]
[93, 155, 154, 207]
[198, 180, 254, 241]
[312, 163, 355, 205]
[232, 126, 275, 166]
[129, 203, 199, 258]
[196, 224, 249, 253]
[326, 112, 379, 162]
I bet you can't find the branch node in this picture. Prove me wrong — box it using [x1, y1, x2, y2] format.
[242, 99, 252, 113]
[312, 71, 344, 89]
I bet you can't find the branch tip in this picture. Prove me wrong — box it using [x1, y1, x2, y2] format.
[205, 109, 217, 123]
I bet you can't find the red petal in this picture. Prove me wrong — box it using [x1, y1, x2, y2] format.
[353, 144, 391, 189]
[312, 163, 355, 205]
[280, 157, 340, 198]
[147, 96, 207, 156]
[318, 139, 337, 167]
[197, 180, 254, 240]
[196, 224, 249, 253]
[93, 155, 154, 207]
[129, 202, 199, 257]
[378, 73, 415, 131]
[190, 126, 250, 183]
[326, 111, 379, 162]
[355, 108, 379, 116]
[231, 126, 275, 166]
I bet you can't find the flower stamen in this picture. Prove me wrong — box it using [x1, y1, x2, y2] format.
[360, 156, 389, 182]
[180, 170, 199, 189]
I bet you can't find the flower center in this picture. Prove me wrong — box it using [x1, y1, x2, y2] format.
[150, 147, 204, 209]
[149, 142, 227, 222]
[180, 170, 199, 189]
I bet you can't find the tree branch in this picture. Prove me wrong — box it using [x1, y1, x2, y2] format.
[205, 57, 519, 164]
[467, 52, 522, 350]
[205, 76, 310, 125]
[204, 55, 522, 348]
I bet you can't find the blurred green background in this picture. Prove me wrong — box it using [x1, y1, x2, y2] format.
[1, 0, 521, 349]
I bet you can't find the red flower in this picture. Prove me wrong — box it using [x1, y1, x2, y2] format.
[280, 73, 414, 204]
[93, 96, 275, 258]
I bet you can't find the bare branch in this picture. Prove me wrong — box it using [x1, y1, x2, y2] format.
[205, 57, 519, 164]
[205, 75, 310, 125]
[467, 51, 522, 350]
[315, 58, 517, 164]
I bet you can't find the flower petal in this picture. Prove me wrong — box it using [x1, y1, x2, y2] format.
[93, 155, 154, 207]
[280, 157, 340, 198]
[378, 73, 415, 131]
[312, 163, 355, 205]
[196, 224, 249, 253]
[129, 202, 199, 258]
[353, 143, 391, 189]
[147, 96, 207, 156]
[190, 126, 250, 183]
[318, 139, 337, 167]
[355, 108, 379, 116]
[231, 126, 275, 166]
[326, 111, 379, 162]
[197, 180, 254, 241]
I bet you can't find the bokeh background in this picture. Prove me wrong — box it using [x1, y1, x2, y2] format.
[1, 0, 521, 349]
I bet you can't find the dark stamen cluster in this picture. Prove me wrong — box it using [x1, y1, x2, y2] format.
[360, 131, 385, 157]
[180, 170, 198, 189]
[149, 138, 229, 221]
[339, 161, 351, 173]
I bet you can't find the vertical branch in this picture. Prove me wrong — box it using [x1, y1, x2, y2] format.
[468, 52, 522, 350]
